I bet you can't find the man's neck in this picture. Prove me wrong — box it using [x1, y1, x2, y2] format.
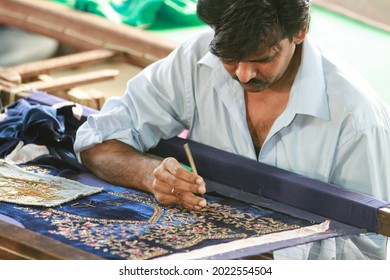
[244, 44, 303, 153]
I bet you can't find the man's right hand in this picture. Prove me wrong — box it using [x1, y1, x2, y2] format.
[80, 140, 207, 210]
[152, 157, 207, 210]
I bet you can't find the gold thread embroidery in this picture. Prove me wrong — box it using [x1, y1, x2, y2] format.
[16, 190, 306, 260]
[0, 176, 61, 202]
[111, 192, 163, 223]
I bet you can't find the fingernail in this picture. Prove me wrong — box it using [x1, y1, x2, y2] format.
[198, 199, 207, 208]
[198, 186, 206, 194]
[196, 177, 203, 184]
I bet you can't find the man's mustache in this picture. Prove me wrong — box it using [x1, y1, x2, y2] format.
[233, 76, 268, 86]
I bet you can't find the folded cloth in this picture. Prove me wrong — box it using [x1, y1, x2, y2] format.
[5, 141, 49, 164]
[0, 98, 86, 172]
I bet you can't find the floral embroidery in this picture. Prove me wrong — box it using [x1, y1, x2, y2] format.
[15, 189, 310, 260]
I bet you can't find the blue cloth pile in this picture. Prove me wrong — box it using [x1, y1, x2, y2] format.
[0, 97, 86, 174]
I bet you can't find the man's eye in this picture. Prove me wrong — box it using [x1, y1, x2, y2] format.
[220, 58, 237, 65]
[259, 56, 273, 63]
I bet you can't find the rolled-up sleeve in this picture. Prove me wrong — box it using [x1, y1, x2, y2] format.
[74, 42, 195, 162]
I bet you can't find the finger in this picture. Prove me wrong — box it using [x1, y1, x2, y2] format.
[155, 161, 206, 195]
[176, 168, 206, 194]
[163, 157, 204, 184]
[171, 187, 207, 208]
[162, 157, 182, 176]
[162, 158, 206, 194]
[154, 186, 207, 209]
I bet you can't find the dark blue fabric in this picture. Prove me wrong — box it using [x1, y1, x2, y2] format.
[0, 98, 85, 172]
[0, 169, 320, 260]
[18, 155, 80, 177]
[26, 90, 99, 122]
[149, 137, 390, 233]
[0, 137, 19, 158]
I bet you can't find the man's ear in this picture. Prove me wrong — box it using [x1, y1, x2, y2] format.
[293, 25, 308, 45]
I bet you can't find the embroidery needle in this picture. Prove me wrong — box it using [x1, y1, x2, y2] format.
[184, 143, 198, 175]
[184, 143, 205, 199]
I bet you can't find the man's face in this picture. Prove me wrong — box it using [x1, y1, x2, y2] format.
[222, 38, 297, 93]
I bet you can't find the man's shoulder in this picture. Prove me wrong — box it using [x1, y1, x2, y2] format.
[179, 28, 214, 55]
[315, 45, 377, 108]
[308, 41, 390, 129]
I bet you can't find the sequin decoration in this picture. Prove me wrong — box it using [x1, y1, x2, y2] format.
[13, 189, 313, 260]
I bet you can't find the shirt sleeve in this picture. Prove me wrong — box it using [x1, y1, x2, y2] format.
[74, 43, 195, 161]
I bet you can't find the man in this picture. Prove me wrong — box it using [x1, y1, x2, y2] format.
[74, 0, 390, 259]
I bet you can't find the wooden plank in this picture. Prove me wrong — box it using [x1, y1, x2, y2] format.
[66, 88, 106, 110]
[1, 69, 119, 105]
[0, 220, 103, 260]
[313, 0, 390, 32]
[0, 0, 177, 68]
[377, 206, 390, 237]
[5, 49, 117, 79]
[0, 69, 21, 84]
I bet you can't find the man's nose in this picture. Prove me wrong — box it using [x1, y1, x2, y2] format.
[236, 62, 256, 83]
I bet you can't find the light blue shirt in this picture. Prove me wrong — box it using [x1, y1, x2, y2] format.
[74, 30, 390, 259]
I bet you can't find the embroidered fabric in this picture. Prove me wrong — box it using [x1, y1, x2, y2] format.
[0, 160, 102, 207]
[0, 165, 331, 260]
[161, 221, 330, 260]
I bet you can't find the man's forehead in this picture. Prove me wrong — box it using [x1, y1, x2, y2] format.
[249, 39, 285, 58]
[217, 38, 288, 63]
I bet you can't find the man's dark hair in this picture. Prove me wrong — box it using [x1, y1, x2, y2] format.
[197, 0, 311, 62]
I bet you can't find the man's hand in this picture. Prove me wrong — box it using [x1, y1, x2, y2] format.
[152, 157, 207, 210]
[80, 140, 207, 210]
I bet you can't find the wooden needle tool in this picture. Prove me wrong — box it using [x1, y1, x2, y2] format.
[184, 143, 198, 175]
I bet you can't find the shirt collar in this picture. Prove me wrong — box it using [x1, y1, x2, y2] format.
[292, 36, 330, 121]
[198, 51, 221, 73]
[198, 51, 240, 93]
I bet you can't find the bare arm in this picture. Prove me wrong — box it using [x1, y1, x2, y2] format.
[80, 140, 207, 209]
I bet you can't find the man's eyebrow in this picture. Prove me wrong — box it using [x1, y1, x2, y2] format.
[244, 48, 280, 62]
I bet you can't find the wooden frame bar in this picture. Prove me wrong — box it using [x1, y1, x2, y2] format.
[4, 49, 117, 80]
[312, 0, 390, 32]
[0, 220, 102, 260]
[377, 207, 390, 237]
[0, 49, 121, 107]
[2, 69, 119, 105]
[0, 0, 177, 68]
